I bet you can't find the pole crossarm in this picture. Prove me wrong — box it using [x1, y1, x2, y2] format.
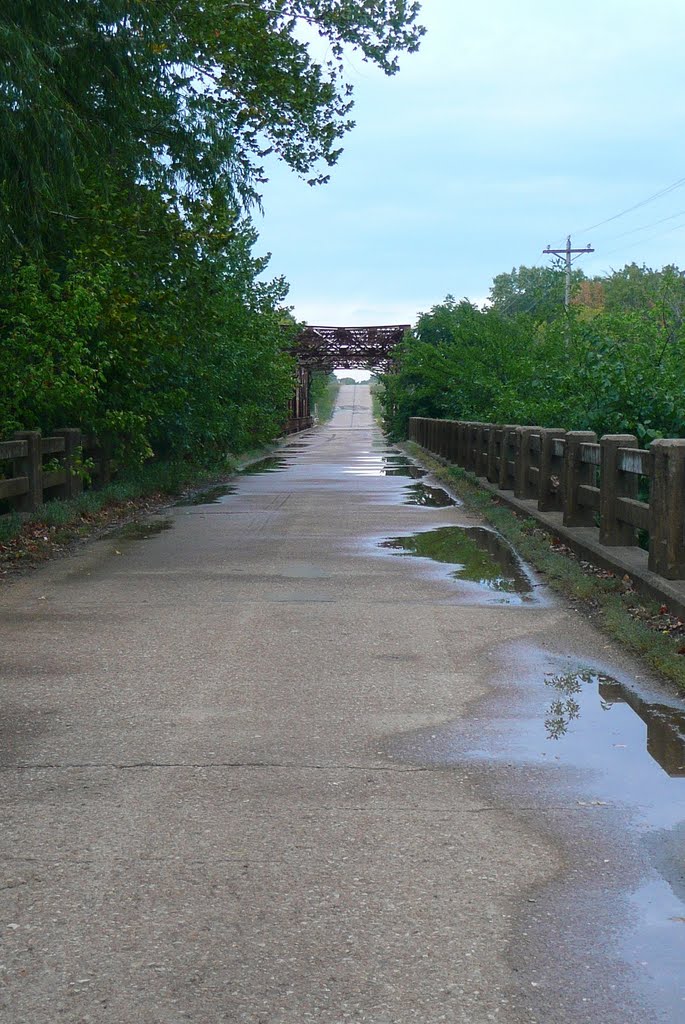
[543, 236, 595, 308]
[292, 325, 410, 371]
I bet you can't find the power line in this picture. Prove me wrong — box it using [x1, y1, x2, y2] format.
[602, 218, 685, 259]
[598, 207, 685, 244]
[574, 174, 685, 235]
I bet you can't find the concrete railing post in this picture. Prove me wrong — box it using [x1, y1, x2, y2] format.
[466, 422, 478, 471]
[563, 431, 598, 527]
[514, 427, 538, 500]
[600, 434, 638, 546]
[475, 423, 485, 479]
[455, 422, 467, 467]
[487, 424, 501, 483]
[439, 420, 449, 459]
[538, 429, 566, 511]
[12, 430, 42, 512]
[448, 420, 459, 463]
[649, 439, 685, 579]
[55, 428, 83, 500]
[498, 426, 518, 491]
[474, 424, 487, 476]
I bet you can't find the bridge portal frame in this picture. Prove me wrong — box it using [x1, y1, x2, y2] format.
[284, 324, 409, 434]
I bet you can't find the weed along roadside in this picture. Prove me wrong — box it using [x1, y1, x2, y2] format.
[401, 439, 685, 692]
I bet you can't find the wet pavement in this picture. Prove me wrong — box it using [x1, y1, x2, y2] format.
[1, 384, 684, 1023]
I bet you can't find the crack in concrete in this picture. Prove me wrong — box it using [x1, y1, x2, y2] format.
[1, 760, 437, 773]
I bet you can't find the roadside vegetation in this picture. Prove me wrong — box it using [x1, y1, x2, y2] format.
[382, 263, 685, 447]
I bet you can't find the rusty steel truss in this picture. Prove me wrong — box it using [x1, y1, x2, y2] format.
[293, 325, 410, 371]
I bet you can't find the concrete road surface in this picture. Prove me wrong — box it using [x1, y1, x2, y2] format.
[1, 384, 684, 1023]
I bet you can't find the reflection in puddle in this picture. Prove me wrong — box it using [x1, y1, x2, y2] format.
[345, 452, 427, 478]
[544, 669, 595, 739]
[380, 526, 532, 594]
[403, 483, 457, 507]
[601, 679, 685, 778]
[345, 464, 427, 478]
[383, 464, 427, 478]
[383, 454, 414, 465]
[176, 484, 238, 506]
[112, 518, 173, 540]
[545, 670, 685, 777]
[239, 456, 289, 474]
[385, 647, 685, 1014]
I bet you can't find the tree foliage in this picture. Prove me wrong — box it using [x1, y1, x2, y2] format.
[383, 264, 685, 447]
[1, 1, 423, 463]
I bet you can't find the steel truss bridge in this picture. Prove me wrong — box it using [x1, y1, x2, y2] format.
[285, 324, 409, 433]
[293, 324, 410, 372]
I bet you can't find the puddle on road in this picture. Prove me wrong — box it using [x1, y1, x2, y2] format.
[389, 659, 685, 792]
[176, 484, 238, 506]
[238, 456, 289, 475]
[385, 650, 685, 1019]
[379, 526, 532, 597]
[403, 483, 458, 507]
[178, 451, 303, 506]
[383, 464, 427, 478]
[112, 518, 173, 540]
[544, 670, 685, 777]
[345, 458, 427, 478]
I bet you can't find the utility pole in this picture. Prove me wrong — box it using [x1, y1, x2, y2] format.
[543, 237, 595, 307]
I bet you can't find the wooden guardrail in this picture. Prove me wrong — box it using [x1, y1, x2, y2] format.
[409, 417, 685, 581]
[0, 430, 111, 514]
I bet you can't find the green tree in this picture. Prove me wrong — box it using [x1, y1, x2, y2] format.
[489, 264, 585, 321]
[1, 1, 424, 464]
[1, 1, 424, 256]
[601, 263, 685, 341]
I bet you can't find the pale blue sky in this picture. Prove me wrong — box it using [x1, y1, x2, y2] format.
[257, 1, 685, 329]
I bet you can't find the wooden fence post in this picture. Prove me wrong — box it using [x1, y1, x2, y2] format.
[538, 429, 566, 511]
[600, 434, 638, 546]
[55, 428, 83, 501]
[563, 431, 598, 527]
[649, 439, 685, 579]
[12, 431, 42, 512]
[514, 427, 537, 499]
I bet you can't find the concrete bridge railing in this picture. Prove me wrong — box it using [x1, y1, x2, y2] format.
[409, 417, 685, 581]
[0, 429, 112, 514]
